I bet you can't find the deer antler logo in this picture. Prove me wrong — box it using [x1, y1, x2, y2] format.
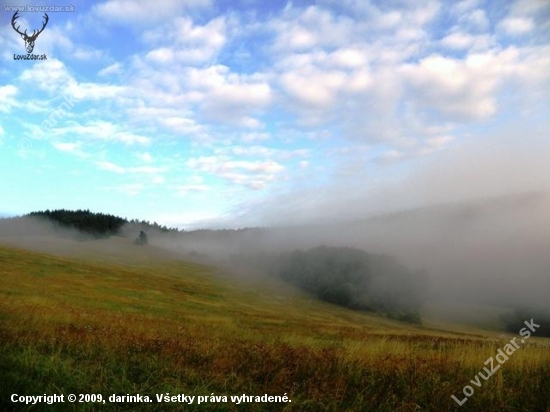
[11, 11, 49, 54]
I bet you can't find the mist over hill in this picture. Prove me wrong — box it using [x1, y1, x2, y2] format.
[152, 191, 550, 325]
[1, 190, 549, 328]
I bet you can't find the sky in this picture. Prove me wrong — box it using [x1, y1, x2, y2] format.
[0, 0, 549, 229]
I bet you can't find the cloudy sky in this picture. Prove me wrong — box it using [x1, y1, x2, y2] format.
[1, 0, 549, 228]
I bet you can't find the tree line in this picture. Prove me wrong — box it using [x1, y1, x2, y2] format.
[501, 307, 550, 337]
[272, 246, 428, 324]
[27, 209, 178, 237]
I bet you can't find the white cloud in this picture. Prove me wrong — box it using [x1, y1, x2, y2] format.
[188, 156, 285, 189]
[401, 53, 502, 121]
[19, 60, 71, 93]
[440, 31, 494, 51]
[97, 160, 125, 174]
[42, 22, 106, 60]
[136, 152, 152, 162]
[451, 0, 482, 15]
[65, 82, 127, 102]
[189, 156, 284, 174]
[0, 85, 18, 113]
[98, 63, 122, 77]
[213, 145, 309, 163]
[72, 47, 105, 61]
[509, 0, 550, 16]
[95, 161, 166, 175]
[498, 17, 535, 35]
[299, 160, 309, 169]
[417, 135, 455, 155]
[178, 16, 226, 50]
[241, 132, 270, 143]
[328, 48, 368, 68]
[161, 117, 203, 134]
[281, 69, 346, 109]
[145, 47, 174, 63]
[318, 0, 440, 30]
[112, 132, 151, 145]
[92, 0, 211, 26]
[197, 68, 272, 124]
[242, 117, 264, 129]
[426, 135, 454, 147]
[265, 2, 441, 130]
[123, 59, 271, 130]
[441, 32, 475, 49]
[127, 107, 193, 127]
[271, 5, 355, 52]
[128, 165, 166, 174]
[460, 9, 490, 31]
[53, 121, 150, 145]
[19, 59, 126, 101]
[215, 145, 276, 158]
[51, 141, 88, 157]
[143, 16, 226, 64]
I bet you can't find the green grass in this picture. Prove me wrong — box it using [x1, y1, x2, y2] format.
[0, 244, 549, 411]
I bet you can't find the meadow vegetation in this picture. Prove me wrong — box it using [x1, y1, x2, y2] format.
[1, 244, 549, 411]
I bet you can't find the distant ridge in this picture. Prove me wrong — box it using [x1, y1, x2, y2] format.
[362, 191, 550, 224]
[26, 209, 179, 237]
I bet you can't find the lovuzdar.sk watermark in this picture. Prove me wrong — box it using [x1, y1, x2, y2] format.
[14, 53, 47, 60]
[7, 6, 75, 60]
[451, 318, 541, 406]
[11, 10, 48, 59]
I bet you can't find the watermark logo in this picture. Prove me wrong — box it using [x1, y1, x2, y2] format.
[451, 318, 541, 406]
[11, 11, 48, 54]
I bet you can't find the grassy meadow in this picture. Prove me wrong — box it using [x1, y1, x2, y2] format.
[1, 243, 549, 411]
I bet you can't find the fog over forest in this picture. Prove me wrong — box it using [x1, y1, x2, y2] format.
[169, 191, 550, 312]
[3, 189, 548, 324]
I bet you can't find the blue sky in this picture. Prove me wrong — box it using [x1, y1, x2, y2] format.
[1, 0, 549, 229]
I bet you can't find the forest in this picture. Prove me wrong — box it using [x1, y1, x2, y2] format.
[272, 246, 427, 323]
[27, 209, 177, 237]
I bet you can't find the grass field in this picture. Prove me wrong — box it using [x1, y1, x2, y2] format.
[1, 243, 549, 411]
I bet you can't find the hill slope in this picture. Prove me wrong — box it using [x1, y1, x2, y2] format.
[1, 244, 549, 411]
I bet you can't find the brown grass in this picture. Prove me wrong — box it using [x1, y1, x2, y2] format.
[1, 244, 549, 411]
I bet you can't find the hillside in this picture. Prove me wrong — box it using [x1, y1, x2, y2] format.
[24, 209, 178, 238]
[1, 244, 549, 411]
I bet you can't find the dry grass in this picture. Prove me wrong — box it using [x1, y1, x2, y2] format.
[1, 244, 549, 411]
